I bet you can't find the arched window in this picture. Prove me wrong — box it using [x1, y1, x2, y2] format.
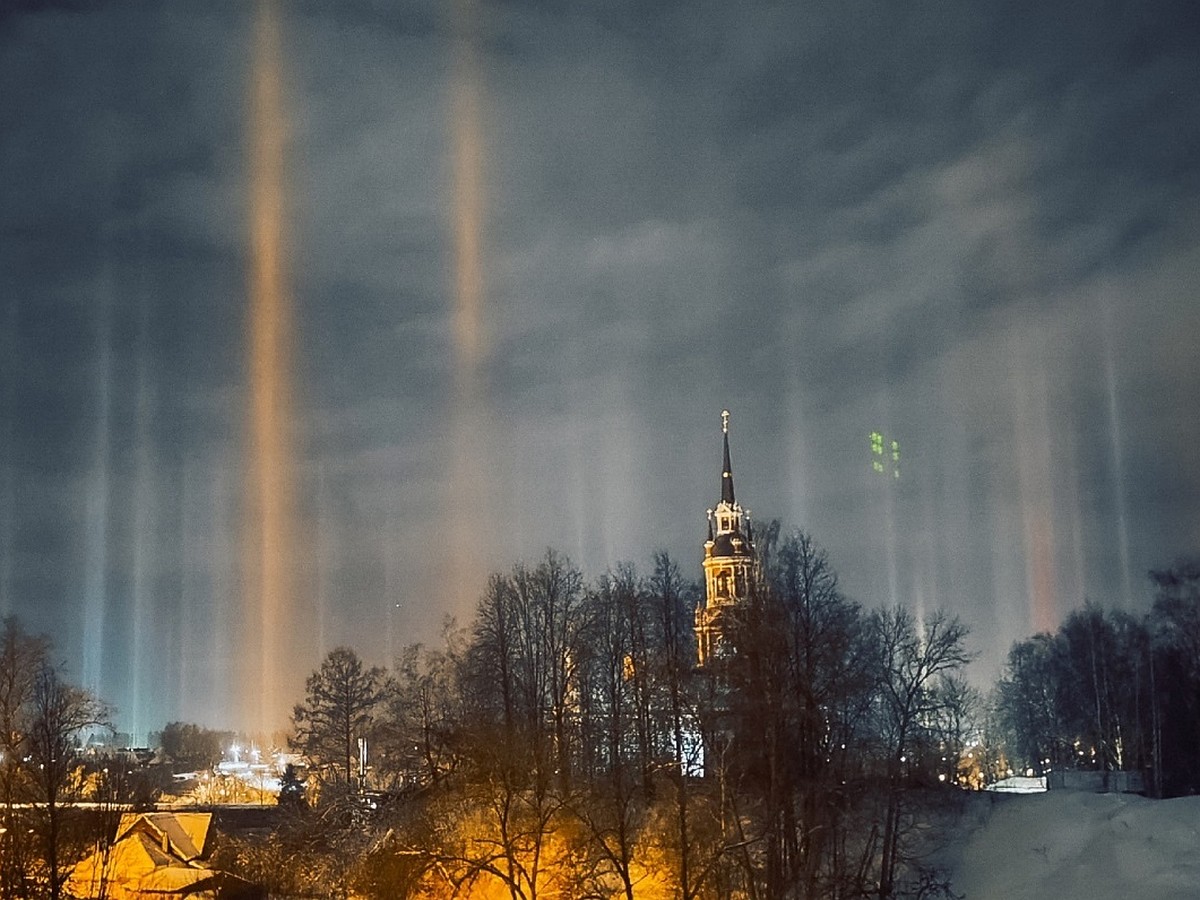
[716, 570, 730, 597]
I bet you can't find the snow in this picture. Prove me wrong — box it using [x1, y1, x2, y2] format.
[951, 791, 1200, 900]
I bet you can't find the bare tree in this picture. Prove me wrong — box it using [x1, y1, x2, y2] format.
[647, 550, 715, 900]
[380, 625, 467, 791]
[468, 574, 519, 740]
[995, 633, 1064, 775]
[728, 528, 878, 899]
[26, 663, 107, 900]
[871, 607, 971, 899]
[512, 550, 586, 792]
[568, 566, 648, 900]
[419, 553, 590, 899]
[928, 674, 980, 787]
[1149, 560, 1200, 796]
[0, 619, 49, 899]
[465, 552, 586, 791]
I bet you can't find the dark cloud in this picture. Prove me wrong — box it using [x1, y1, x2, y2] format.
[0, 0, 1196, 733]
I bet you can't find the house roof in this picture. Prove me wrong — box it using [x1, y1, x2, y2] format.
[116, 811, 211, 861]
[66, 811, 251, 899]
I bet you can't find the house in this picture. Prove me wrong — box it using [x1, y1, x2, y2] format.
[66, 811, 262, 899]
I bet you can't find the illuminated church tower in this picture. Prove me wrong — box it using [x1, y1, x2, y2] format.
[695, 410, 758, 666]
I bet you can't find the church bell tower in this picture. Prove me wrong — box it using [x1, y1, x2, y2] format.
[695, 410, 757, 666]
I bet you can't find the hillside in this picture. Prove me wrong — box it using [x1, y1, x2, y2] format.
[950, 790, 1200, 900]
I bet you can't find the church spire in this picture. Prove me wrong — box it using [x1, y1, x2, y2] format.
[721, 409, 735, 505]
[697, 409, 757, 669]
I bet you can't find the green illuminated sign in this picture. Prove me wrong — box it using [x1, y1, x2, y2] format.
[869, 431, 901, 479]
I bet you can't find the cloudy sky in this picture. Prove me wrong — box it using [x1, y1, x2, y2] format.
[2, 0, 1197, 737]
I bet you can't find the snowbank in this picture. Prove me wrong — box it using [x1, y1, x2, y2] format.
[952, 791, 1200, 900]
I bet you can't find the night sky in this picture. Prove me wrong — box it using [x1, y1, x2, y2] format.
[2, 0, 1197, 738]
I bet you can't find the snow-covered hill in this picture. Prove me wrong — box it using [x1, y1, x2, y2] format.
[950, 791, 1200, 900]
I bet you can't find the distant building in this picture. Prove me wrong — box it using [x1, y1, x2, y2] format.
[1046, 769, 1145, 794]
[66, 812, 262, 900]
[694, 410, 759, 667]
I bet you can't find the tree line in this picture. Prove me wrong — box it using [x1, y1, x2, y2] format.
[993, 559, 1200, 797]
[258, 530, 977, 899]
[4, 540, 1195, 899]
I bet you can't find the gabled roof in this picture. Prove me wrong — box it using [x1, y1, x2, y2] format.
[116, 811, 210, 861]
[67, 811, 257, 899]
